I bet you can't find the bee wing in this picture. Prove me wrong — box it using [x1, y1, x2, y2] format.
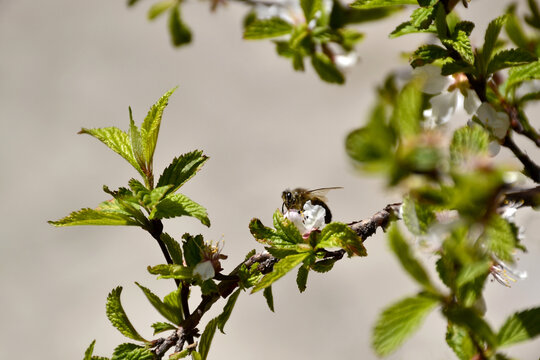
[306, 187, 343, 202]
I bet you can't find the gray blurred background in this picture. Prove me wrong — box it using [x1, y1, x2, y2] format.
[1, 0, 539, 358]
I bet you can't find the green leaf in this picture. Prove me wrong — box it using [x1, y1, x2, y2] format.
[106, 287, 147, 342]
[442, 24, 475, 65]
[217, 289, 241, 333]
[140, 87, 177, 165]
[482, 215, 516, 262]
[199, 318, 219, 360]
[441, 58, 475, 75]
[311, 53, 345, 84]
[191, 351, 202, 360]
[152, 193, 210, 226]
[182, 233, 204, 267]
[157, 150, 208, 196]
[135, 282, 182, 325]
[410, 44, 448, 68]
[311, 258, 336, 273]
[78, 127, 144, 178]
[163, 287, 184, 320]
[148, 0, 175, 20]
[456, 260, 491, 287]
[273, 210, 303, 245]
[84, 340, 96, 360]
[350, 0, 417, 8]
[372, 294, 438, 356]
[410, 6, 434, 29]
[169, 349, 190, 360]
[263, 286, 275, 312]
[506, 7, 529, 49]
[296, 265, 309, 293]
[498, 307, 540, 347]
[129, 179, 172, 210]
[525, 0, 540, 29]
[387, 224, 433, 290]
[252, 252, 310, 293]
[129, 110, 146, 171]
[391, 80, 422, 137]
[450, 126, 489, 167]
[446, 324, 476, 360]
[48, 208, 139, 227]
[243, 18, 293, 39]
[111, 343, 154, 360]
[316, 222, 367, 256]
[483, 15, 507, 65]
[444, 307, 497, 348]
[401, 197, 435, 236]
[160, 232, 183, 265]
[389, 21, 436, 38]
[169, 5, 192, 47]
[151, 321, 177, 335]
[506, 61, 540, 89]
[148, 264, 193, 280]
[487, 49, 538, 75]
[301, 0, 322, 21]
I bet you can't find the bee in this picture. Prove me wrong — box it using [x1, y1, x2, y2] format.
[281, 187, 342, 223]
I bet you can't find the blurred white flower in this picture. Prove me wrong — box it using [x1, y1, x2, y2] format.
[413, 65, 481, 127]
[253, 0, 332, 25]
[193, 260, 215, 281]
[490, 258, 527, 287]
[475, 102, 510, 140]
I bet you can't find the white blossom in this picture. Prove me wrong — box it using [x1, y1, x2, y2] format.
[284, 200, 327, 237]
[193, 260, 215, 281]
[475, 102, 510, 139]
[490, 258, 527, 287]
[413, 65, 481, 127]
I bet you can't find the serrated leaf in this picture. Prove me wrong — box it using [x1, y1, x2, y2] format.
[111, 343, 154, 360]
[249, 218, 283, 246]
[301, 0, 322, 21]
[311, 53, 345, 84]
[272, 210, 303, 245]
[441, 58, 475, 75]
[372, 294, 438, 356]
[106, 287, 147, 342]
[444, 307, 497, 348]
[456, 260, 491, 287]
[411, 44, 448, 68]
[482, 215, 516, 262]
[401, 197, 435, 236]
[410, 6, 434, 29]
[151, 321, 177, 335]
[157, 150, 208, 196]
[243, 18, 293, 39]
[169, 5, 192, 47]
[442, 27, 474, 65]
[148, 264, 193, 280]
[182, 233, 203, 267]
[79, 127, 144, 178]
[217, 289, 241, 333]
[199, 318, 219, 360]
[161, 232, 183, 265]
[350, 0, 416, 8]
[148, 0, 175, 20]
[140, 87, 177, 165]
[48, 208, 139, 227]
[487, 49, 538, 75]
[316, 222, 367, 256]
[263, 286, 274, 312]
[311, 258, 336, 273]
[135, 282, 182, 325]
[388, 224, 433, 290]
[446, 324, 476, 360]
[390, 21, 436, 38]
[296, 265, 309, 292]
[506, 61, 540, 89]
[252, 252, 310, 293]
[483, 15, 507, 66]
[506, 8, 529, 49]
[450, 126, 489, 166]
[498, 307, 540, 347]
[129, 179, 172, 210]
[391, 79, 422, 137]
[129, 111, 146, 171]
[84, 340, 96, 360]
[163, 287, 184, 320]
[152, 193, 210, 226]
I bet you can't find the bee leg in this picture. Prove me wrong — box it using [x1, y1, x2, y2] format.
[282, 202, 286, 214]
